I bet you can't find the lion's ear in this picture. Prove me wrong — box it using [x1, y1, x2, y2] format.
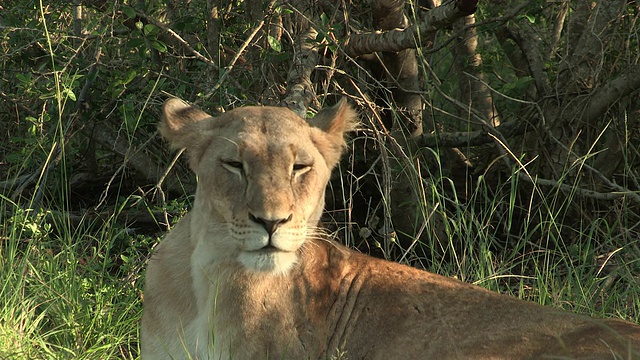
[159, 98, 212, 149]
[309, 99, 358, 137]
[308, 99, 358, 167]
[159, 98, 217, 169]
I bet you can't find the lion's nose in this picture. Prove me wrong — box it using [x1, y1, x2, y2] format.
[249, 213, 293, 235]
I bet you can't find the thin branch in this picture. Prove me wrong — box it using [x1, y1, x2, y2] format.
[546, 0, 569, 61]
[419, 120, 527, 147]
[133, 10, 219, 70]
[423, 63, 640, 205]
[203, 12, 269, 100]
[423, 1, 532, 55]
[490, 132, 640, 204]
[504, 22, 551, 96]
[11, 142, 63, 215]
[558, 0, 627, 90]
[89, 124, 161, 197]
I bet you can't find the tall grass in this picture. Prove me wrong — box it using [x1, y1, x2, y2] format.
[0, 200, 143, 359]
[333, 108, 640, 323]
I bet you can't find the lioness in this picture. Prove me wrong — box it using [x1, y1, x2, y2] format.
[141, 98, 640, 359]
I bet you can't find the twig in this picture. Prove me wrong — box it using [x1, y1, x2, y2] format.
[425, 1, 532, 55]
[501, 21, 551, 96]
[132, 10, 219, 70]
[77, 34, 102, 108]
[143, 148, 186, 230]
[419, 120, 527, 147]
[202, 0, 276, 100]
[12, 142, 62, 209]
[0, 90, 38, 117]
[417, 66, 535, 144]
[92, 126, 162, 210]
[489, 133, 640, 204]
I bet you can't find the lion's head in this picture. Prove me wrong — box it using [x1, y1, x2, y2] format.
[159, 99, 357, 273]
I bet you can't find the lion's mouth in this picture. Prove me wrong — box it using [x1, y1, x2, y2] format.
[238, 242, 299, 273]
[255, 244, 282, 253]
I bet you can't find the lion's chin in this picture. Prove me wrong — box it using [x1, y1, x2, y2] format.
[237, 250, 297, 274]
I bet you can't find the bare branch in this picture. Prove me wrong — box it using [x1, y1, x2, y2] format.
[419, 120, 527, 148]
[507, 149, 640, 204]
[372, 0, 423, 137]
[582, 64, 640, 122]
[206, 2, 221, 65]
[281, 25, 319, 117]
[546, 0, 569, 61]
[343, 0, 477, 57]
[559, 0, 627, 90]
[87, 124, 161, 187]
[453, 14, 501, 126]
[501, 22, 551, 96]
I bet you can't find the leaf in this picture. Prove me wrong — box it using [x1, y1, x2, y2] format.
[122, 6, 136, 19]
[320, 13, 330, 27]
[143, 23, 158, 36]
[123, 69, 137, 85]
[151, 40, 167, 53]
[274, 52, 290, 62]
[65, 88, 77, 101]
[127, 38, 145, 48]
[16, 73, 29, 83]
[5, 152, 25, 163]
[267, 35, 281, 52]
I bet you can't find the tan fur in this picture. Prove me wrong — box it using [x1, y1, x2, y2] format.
[142, 98, 640, 359]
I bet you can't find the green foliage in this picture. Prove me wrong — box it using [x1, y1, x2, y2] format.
[1, 0, 639, 358]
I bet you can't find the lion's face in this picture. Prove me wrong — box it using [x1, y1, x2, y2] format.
[159, 99, 356, 273]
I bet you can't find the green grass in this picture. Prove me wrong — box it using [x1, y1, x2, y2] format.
[0, 201, 143, 359]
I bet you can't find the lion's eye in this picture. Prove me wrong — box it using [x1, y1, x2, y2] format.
[222, 160, 244, 176]
[225, 161, 243, 169]
[292, 163, 311, 177]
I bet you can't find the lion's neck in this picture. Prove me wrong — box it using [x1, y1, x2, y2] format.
[189, 236, 351, 358]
